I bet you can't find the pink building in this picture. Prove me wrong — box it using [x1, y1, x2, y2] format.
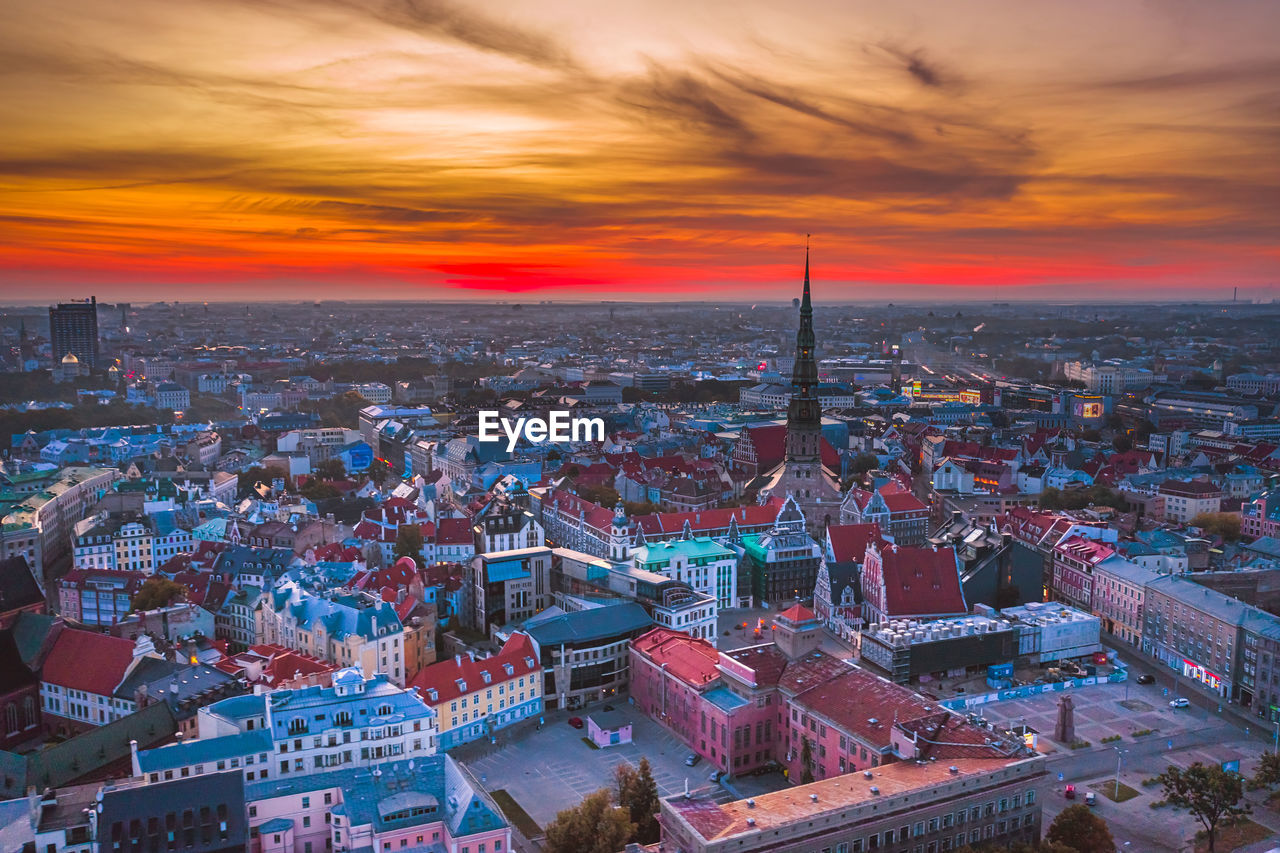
[629, 628, 784, 775]
[1051, 535, 1116, 612]
[247, 754, 511, 853]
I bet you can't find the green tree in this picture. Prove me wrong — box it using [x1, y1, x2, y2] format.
[1156, 762, 1250, 853]
[544, 788, 634, 853]
[132, 577, 186, 612]
[850, 452, 879, 477]
[615, 758, 661, 844]
[800, 736, 815, 784]
[1046, 803, 1114, 853]
[315, 458, 346, 481]
[1249, 751, 1280, 792]
[367, 458, 393, 487]
[300, 479, 340, 501]
[1111, 434, 1133, 453]
[393, 524, 424, 566]
[1190, 512, 1242, 542]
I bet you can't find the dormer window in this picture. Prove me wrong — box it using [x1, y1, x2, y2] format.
[377, 704, 392, 716]
[524, 657, 535, 669]
[455, 679, 467, 693]
[481, 672, 491, 684]
[503, 663, 514, 677]
[427, 689, 438, 702]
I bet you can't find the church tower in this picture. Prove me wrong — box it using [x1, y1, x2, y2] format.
[757, 243, 843, 534]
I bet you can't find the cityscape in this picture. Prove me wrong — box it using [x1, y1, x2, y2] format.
[2, 2, 1280, 853]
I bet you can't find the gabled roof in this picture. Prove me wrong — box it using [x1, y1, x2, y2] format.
[873, 543, 966, 619]
[0, 557, 43, 614]
[410, 632, 539, 705]
[826, 523, 884, 564]
[42, 629, 138, 696]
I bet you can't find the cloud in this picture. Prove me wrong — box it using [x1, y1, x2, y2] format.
[874, 44, 957, 89]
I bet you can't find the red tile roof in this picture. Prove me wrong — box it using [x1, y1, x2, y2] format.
[631, 627, 721, 688]
[776, 603, 817, 625]
[826, 523, 884, 563]
[435, 517, 474, 545]
[42, 629, 137, 696]
[632, 500, 783, 537]
[722, 643, 789, 688]
[409, 632, 539, 705]
[743, 424, 840, 470]
[792, 666, 937, 749]
[875, 543, 966, 619]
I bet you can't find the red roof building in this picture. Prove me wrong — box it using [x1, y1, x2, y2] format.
[861, 542, 966, 624]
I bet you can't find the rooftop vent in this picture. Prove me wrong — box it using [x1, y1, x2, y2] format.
[810, 793, 818, 802]
[869, 786, 880, 795]
[949, 765, 959, 774]
[864, 770, 874, 779]
[746, 817, 756, 827]
[746, 799, 755, 809]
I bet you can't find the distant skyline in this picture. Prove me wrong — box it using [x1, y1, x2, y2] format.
[1, 0, 1278, 302]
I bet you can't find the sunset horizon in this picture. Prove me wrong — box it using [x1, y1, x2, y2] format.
[2, 0, 1277, 301]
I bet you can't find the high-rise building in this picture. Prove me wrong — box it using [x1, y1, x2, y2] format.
[48, 296, 99, 369]
[756, 246, 842, 533]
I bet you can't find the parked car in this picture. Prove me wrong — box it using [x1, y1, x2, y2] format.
[1064, 784, 1076, 800]
[709, 770, 723, 783]
[1136, 674, 1155, 685]
[568, 716, 585, 729]
[684, 752, 702, 767]
[1085, 791, 1097, 806]
[1170, 697, 1190, 708]
[602, 704, 615, 711]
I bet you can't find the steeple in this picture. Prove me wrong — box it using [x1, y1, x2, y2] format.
[786, 240, 821, 462]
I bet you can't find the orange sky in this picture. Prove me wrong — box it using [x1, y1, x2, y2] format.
[1, 0, 1277, 302]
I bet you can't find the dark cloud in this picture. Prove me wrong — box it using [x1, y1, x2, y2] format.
[325, 0, 582, 72]
[1093, 58, 1280, 92]
[618, 66, 755, 141]
[876, 44, 956, 89]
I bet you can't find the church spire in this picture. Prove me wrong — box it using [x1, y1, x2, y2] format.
[801, 234, 811, 314]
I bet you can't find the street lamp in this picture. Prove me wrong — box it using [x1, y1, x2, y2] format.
[1113, 746, 1128, 800]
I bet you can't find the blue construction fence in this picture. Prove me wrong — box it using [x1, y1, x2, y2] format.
[939, 656, 1128, 711]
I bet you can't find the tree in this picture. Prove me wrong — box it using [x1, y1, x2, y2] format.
[1249, 751, 1280, 792]
[1111, 434, 1133, 453]
[850, 452, 879, 477]
[1190, 512, 1242, 542]
[800, 736, 815, 784]
[614, 758, 660, 844]
[393, 524, 424, 566]
[1046, 803, 1114, 853]
[1156, 762, 1250, 853]
[132, 577, 186, 612]
[315, 458, 346, 481]
[367, 458, 393, 487]
[544, 788, 634, 853]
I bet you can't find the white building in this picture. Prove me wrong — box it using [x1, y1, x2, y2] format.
[1063, 362, 1154, 394]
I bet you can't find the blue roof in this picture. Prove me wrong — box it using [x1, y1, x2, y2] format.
[265, 671, 434, 742]
[523, 602, 651, 646]
[137, 729, 272, 773]
[703, 687, 749, 713]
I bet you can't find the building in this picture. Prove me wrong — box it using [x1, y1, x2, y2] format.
[733, 497, 823, 607]
[860, 614, 1018, 685]
[1142, 574, 1250, 700]
[0, 466, 120, 578]
[40, 630, 163, 734]
[1091, 555, 1161, 646]
[1158, 479, 1222, 523]
[467, 547, 552, 632]
[0, 556, 46, 629]
[996, 602, 1103, 664]
[504, 601, 652, 710]
[1227, 372, 1280, 396]
[1064, 361, 1153, 393]
[632, 536, 738, 610]
[840, 485, 930, 546]
[154, 382, 191, 411]
[135, 667, 437, 784]
[1050, 535, 1117, 612]
[410, 631, 542, 750]
[753, 251, 843, 534]
[49, 297, 100, 370]
[256, 580, 407, 686]
[58, 568, 147, 626]
[861, 541, 966, 624]
[658, 755, 1046, 853]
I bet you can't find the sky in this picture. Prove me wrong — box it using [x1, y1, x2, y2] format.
[0, 0, 1278, 303]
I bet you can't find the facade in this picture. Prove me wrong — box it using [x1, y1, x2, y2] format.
[659, 756, 1046, 853]
[467, 547, 552, 632]
[1158, 479, 1223, 523]
[507, 601, 652, 710]
[1050, 535, 1117, 613]
[632, 536, 738, 610]
[136, 668, 437, 785]
[49, 297, 100, 369]
[256, 580, 407, 686]
[1064, 361, 1153, 393]
[734, 497, 823, 607]
[861, 541, 966, 625]
[58, 568, 147, 626]
[410, 632, 543, 750]
[1091, 555, 1161, 646]
[1142, 574, 1247, 700]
